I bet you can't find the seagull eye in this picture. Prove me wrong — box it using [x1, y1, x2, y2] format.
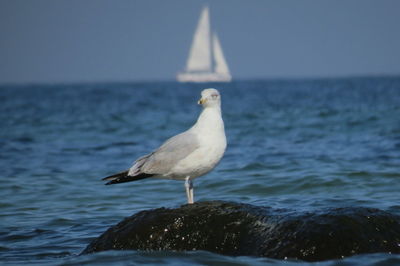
[211, 94, 218, 99]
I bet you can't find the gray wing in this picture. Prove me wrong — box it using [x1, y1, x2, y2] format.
[135, 131, 199, 175]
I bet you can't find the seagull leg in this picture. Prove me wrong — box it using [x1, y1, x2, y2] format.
[189, 180, 194, 204]
[185, 177, 194, 204]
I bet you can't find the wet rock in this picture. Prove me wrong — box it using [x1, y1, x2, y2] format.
[82, 201, 400, 261]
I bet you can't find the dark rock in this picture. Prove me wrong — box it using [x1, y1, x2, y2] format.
[82, 201, 400, 261]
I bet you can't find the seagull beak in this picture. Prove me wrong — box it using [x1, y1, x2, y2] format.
[198, 98, 206, 105]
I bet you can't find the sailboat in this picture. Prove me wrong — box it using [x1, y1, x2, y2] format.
[177, 6, 232, 83]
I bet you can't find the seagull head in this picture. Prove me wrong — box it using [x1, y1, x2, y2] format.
[198, 88, 221, 108]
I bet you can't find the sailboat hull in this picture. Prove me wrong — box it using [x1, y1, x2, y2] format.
[177, 72, 232, 83]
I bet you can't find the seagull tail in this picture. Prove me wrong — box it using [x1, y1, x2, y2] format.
[102, 170, 153, 185]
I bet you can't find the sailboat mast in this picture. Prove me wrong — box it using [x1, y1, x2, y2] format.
[208, 6, 215, 73]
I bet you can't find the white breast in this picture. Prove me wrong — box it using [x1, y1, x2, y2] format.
[167, 106, 226, 180]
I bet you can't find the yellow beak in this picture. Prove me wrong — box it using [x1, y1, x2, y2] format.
[198, 98, 206, 105]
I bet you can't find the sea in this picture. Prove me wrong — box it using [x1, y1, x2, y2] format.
[1, 77, 400, 265]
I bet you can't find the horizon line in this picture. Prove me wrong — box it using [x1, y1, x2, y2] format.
[1, 73, 400, 87]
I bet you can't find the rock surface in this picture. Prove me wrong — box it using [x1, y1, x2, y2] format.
[82, 201, 400, 261]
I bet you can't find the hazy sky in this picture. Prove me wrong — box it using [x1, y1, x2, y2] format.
[1, 0, 400, 84]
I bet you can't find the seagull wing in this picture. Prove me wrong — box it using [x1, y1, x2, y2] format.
[141, 131, 200, 175]
[102, 131, 199, 184]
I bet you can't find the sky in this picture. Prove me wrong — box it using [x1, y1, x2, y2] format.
[1, 0, 400, 84]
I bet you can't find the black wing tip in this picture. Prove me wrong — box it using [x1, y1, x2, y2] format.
[102, 172, 153, 185]
[101, 170, 129, 181]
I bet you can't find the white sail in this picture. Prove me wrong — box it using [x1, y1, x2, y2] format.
[177, 6, 232, 82]
[212, 32, 231, 76]
[186, 6, 211, 72]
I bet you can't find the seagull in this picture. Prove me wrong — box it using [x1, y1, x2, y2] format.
[102, 88, 227, 204]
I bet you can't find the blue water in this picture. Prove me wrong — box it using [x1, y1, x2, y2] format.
[1, 78, 400, 265]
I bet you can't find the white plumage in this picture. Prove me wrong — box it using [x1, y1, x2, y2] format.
[103, 88, 226, 204]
